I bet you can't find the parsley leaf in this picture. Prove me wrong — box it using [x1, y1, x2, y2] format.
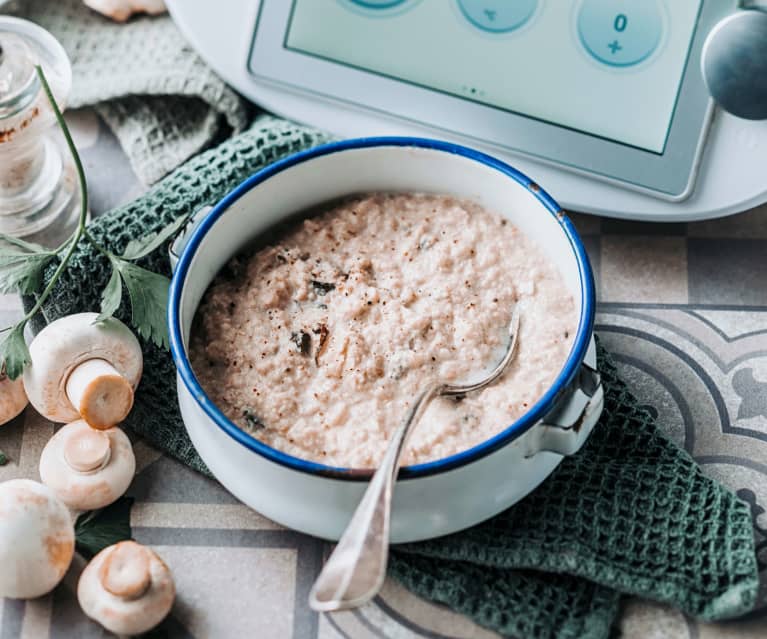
[0, 450, 7, 466]
[74, 497, 134, 559]
[121, 215, 189, 261]
[0, 325, 30, 380]
[0, 252, 54, 295]
[96, 264, 123, 322]
[116, 260, 171, 349]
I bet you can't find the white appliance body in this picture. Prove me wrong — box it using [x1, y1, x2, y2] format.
[166, 0, 767, 221]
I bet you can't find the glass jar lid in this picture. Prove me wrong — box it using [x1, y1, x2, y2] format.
[0, 16, 71, 122]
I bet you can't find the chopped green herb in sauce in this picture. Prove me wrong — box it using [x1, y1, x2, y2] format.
[242, 408, 265, 430]
[311, 280, 336, 295]
[291, 331, 311, 355]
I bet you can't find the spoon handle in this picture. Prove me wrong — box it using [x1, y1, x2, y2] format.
[308, 382, 442, 612]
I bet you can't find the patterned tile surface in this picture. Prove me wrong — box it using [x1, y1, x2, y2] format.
[1, 115, 766, 638]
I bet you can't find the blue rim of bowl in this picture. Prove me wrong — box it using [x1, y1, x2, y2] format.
[168, 137, 596, 481]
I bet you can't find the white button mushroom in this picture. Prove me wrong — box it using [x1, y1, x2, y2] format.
[78, 541, 175, 636]
[0, 372, 28, 426]
[39, 419, 136, 511]
[23, 313, 143, 430]
[82, 0, 167, 22]
[0, 479, 75, 599]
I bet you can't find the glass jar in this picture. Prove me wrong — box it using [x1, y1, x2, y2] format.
[0, 16, 81, 246]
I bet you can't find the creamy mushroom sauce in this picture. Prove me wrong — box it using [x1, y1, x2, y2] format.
[190, 194, 576, 467]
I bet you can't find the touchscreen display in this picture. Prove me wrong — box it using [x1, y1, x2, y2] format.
[285, 0, 702, 153]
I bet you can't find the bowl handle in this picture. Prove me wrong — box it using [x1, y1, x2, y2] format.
[526, 356, 604, 458]
[168, 206, 212, 273]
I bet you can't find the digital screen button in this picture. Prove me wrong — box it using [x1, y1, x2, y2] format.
[347, 0, 409, 9]
[578, 0, 664, 67]
[456, 0, 538, 34]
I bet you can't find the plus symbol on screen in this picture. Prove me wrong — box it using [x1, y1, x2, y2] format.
[608, 39, 622, 54]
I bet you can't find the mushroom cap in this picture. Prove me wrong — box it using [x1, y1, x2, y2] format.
[78, 541, 175, 635]
[23, 313, 143, 423]
[0, 479, 75, 599]
[83, 0, 167, 22]
[39, 420, 136, 511]
[0, 373, 28, 426]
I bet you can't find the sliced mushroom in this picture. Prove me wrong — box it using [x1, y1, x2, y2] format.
[78, 541, 175, 635]
[23, 313, 143, 429]
[39, 420, 136, 511]
[0, 372, 28, 425]
[0, 479, 75, 599]
[83, 0, 167, 22]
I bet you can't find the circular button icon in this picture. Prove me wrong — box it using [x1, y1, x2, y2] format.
[457, 0, 538, 33]
[348, 0, 409, 8]
[577, 0, 663, 67]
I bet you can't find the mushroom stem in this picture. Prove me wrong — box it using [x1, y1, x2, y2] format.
[98, 541, 151, 600]
[65, 359, 134, 430]
[63, 428, 111, 473]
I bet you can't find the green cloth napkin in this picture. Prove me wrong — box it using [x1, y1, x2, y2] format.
[7, 0, 250, 185]
[26, 117, 759, 639]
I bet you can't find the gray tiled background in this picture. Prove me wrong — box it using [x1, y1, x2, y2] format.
[0, 112, 765, 639]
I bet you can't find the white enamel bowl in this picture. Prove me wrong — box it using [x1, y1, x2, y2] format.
[168, 138, 602, 543]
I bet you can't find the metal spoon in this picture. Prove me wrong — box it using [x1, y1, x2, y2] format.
[309, 308, 521, 612]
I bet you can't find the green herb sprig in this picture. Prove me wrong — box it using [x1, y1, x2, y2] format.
[0, 66, 189, 380]
[74, 496, 134, 559]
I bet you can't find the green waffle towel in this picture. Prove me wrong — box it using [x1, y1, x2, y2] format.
[26, 117, 759, 639]
[6, 0, 250, 185]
